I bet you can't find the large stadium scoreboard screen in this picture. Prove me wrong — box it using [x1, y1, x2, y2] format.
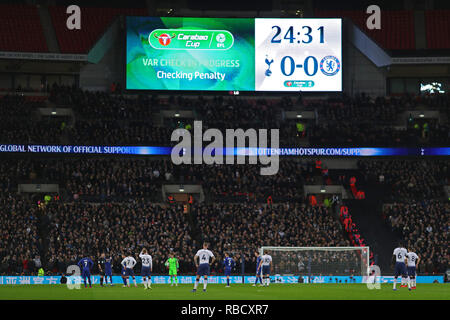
[126, 17, 342, 92]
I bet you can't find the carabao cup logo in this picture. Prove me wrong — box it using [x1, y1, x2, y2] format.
[153, 33, 176, 46]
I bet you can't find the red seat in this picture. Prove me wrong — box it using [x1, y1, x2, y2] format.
[315, 10, 415, 50]
[425, 10, 450, 49]
[49, 6, 147, 53]
[0, 4, 48, 52]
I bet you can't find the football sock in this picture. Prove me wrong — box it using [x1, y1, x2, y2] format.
[100, 277, 103, 286]
[203, 281, 207, 290]
[194, 280, 199, 290]
[227, 278, 230, 286]
[393, 278, 397, 289]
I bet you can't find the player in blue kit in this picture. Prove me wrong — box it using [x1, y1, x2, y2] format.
[77, 256, 94, 288]
[223, 252, 235, 288]
[120, 254, 128, 287]
[121, 266, 127, 287]
[104, 255, 113, 286]
[253, 251, 263, 286]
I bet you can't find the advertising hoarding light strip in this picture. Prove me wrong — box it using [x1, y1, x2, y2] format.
[0, 145, 449, 156]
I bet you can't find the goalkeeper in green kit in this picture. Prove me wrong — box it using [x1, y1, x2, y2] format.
[165, 253, 179, 286]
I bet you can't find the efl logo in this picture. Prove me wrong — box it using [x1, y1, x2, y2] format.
[153, 33, 176, 46]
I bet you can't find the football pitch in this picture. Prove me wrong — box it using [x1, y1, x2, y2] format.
[0, 284, 448, 300]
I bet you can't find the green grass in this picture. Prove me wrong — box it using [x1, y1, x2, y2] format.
[0, 283, 448, 300]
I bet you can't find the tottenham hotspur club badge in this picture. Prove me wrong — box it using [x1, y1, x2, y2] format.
[265, 55, 274, 77]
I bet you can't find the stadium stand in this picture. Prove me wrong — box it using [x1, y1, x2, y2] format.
[383, 200, 449, 273]
[45, 201, 194, 274]
[0, 4, 48, 52]
[0, 95, 65, 144]
[357, 160, 448, 201]
[0, 6, 448, 54]
[315, 10, 415, 50]
[0, 151, 447, 275]
[425, 10, 450, 49]
[2, 90, 449, 147]
[0, 194, 42, 275]
[193, 203, 353, 273]
[0, 1, 448, 284]
[48, 6, 147, 53]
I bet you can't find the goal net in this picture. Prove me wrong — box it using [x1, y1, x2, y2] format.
[259, 247, 369, 277]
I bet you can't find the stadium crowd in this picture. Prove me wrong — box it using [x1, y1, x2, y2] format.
[383, 200, 449, 274]
[174, 160, 314, 203]
[0, 157, 317, 203]
[67, 121, 172, 146]
[0, 88, 448, 277]
[357, 160, 448, 201]
[192, 203, 351, 274]
[0, 95, 64, 145]
[45, 201, 195, 275]
[308, 94, 449, 147]
[1, 88, 449, 147]
[0, 155, 447, 275]
[0, 194, 42, 275]
[196, 95, 281, 129]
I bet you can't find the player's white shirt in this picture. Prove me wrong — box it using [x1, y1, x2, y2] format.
[121, 256, 137, 269]
[406, 252, 419, 267]
[195, 249, 214, 265]
[393, 247, 408, 263]
[261, 254, 272, 266]
[139, 253, 152, 268]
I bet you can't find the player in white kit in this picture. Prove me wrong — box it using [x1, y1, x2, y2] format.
[121, 254, 137, 287]
[259, 251, 272, 287]
[406, 249, 420, 290]
[192, 242, 215, 292]
[139, 248, 153, 290]
[392, 243, 408, 290]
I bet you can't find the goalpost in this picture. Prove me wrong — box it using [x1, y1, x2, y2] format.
[259, 247, 370, 280]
